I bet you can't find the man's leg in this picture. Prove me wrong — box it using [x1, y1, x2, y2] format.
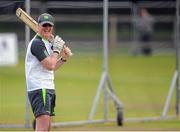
[35, 114, 51, 131]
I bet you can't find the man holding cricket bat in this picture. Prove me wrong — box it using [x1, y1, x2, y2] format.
[25, 13, 71, 131]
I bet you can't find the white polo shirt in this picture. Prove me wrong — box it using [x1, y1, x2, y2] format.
[25, 35, 55, 92]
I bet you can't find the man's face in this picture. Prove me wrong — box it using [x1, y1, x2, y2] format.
[38, 23, 53, 40]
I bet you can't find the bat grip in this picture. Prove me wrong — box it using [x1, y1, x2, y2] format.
[63, 45, 73, 56]
[50, 34, 73, 56]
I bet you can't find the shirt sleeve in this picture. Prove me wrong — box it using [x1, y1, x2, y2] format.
[31, 39, 49, 62]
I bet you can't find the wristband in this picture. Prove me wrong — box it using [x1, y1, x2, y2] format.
[60, 58, 67, 62]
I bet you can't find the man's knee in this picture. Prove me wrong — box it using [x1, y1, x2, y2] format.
[35, 115, 51, 131]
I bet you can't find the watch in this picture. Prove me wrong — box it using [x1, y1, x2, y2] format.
[60, 58, 67, 62]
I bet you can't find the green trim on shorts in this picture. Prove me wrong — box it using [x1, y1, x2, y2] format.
[42, 88, 46, 106]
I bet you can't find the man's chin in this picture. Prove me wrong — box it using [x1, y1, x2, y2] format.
[43, 34, 51, 40]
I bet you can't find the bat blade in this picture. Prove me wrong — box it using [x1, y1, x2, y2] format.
[16, 8, 38, 33]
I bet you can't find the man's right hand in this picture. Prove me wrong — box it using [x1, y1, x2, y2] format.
[53, 35, 65, 54]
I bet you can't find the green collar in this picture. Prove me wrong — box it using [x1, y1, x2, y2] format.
[37, 34, 49, 42]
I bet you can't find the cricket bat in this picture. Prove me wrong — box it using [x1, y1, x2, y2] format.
[16, 8, 72, 56]
[16, 8, 38, 33]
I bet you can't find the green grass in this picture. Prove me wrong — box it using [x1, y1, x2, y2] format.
[1, 119, 180, 131]
[0, 53, 178, 130]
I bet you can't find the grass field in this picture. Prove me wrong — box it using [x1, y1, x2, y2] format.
[0, 52, 178, 130]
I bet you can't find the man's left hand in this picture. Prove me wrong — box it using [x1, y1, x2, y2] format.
[60, 46, 72, 61]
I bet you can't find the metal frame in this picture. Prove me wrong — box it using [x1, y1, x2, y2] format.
[54, 0, 123, 126]
[162, 70, 178, 118]
[25, 0, 31, 128]
[88, 0, 123, 121]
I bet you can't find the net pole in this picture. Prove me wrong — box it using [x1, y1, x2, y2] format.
[103, 0, 108, 71]
[88, 0, 110, 120]
[176, 0, 180, 117]
[25, 0, 31, 128]
[103, 0, 109, 121]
